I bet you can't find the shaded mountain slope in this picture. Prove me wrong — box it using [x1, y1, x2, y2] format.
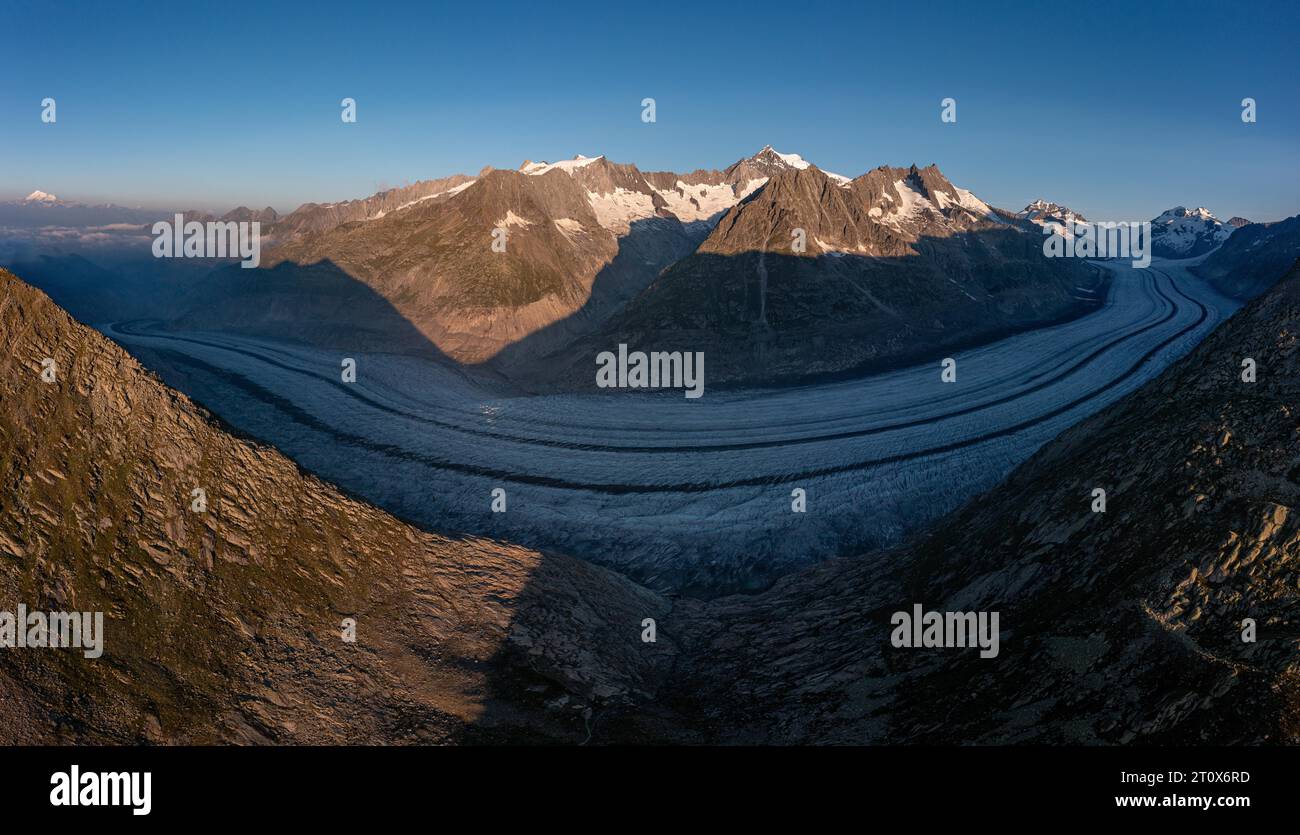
[0, 269, 674, 744]
[1194, 214, 1300, 300]
[661, 260, 1300, 743]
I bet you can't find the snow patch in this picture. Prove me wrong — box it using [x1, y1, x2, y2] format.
[522, 155, 604, 176]
[366, 180, 476, 221]
[494, 210, 533, 229]
[586, 188, 656, 233]
[887, 179, 936, 224]
[552, 217, 585, 240]
[954, 187, 997, 220]
[654, 181, 741, 223]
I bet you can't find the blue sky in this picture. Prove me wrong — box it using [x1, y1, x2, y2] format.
[2, 0, 1297, 221]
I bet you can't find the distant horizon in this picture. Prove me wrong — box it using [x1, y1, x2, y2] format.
[3, 0, 1297, 222]
[2, 146, 1292, 227]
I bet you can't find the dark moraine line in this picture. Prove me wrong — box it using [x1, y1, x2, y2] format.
[142, 267, 1208, 494]
[113, 268, 1188, 456]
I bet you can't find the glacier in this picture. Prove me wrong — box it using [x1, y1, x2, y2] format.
[103, 258, 1240, 595]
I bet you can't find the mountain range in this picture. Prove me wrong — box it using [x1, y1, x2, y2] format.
[156, 147, 1105, 386]
[0, 192, 163, 230]
[7, 147, 1294, 391]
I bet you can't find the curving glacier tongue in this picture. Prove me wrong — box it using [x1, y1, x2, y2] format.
[107, 260, 1240, 595]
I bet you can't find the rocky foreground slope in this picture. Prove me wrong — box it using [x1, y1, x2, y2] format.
[1, 261, 1296, 744]
[0, 269, 673, 744]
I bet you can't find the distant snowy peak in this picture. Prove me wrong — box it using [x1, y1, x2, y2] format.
[1154, 205, 1217, 224]
[1018, 199, 1087, 227]
[24, 190, 59, 203]
[1150, 205, 1234, 258]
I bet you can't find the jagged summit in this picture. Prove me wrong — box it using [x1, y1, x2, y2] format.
[724, 145, 849, 184]
[754, 145, 810, 169]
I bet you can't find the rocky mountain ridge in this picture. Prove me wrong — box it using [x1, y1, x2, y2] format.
[569, 162, 1097, 386]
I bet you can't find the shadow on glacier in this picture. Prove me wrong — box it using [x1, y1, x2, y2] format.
[2, 227, 1118, 600]
[481, 214, 714, 375]
[11, 220, 1109, 396]
[0, 225, 1135, 745]
[480, 224, 1107, 390]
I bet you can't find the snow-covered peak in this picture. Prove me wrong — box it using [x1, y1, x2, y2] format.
[749, 146, 854, 186]
[755, 145, 811, 170]
[1016, 199, 1088, 238]
[1150, 205, 1233, 258]
[24, 190, 58, 203]
[1154, 206, 1217, 223]
[520, 155, 604, 176]
[1019, 199, 1087, 225]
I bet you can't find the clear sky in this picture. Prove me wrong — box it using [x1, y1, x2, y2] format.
[2, 0, 1297, 222]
